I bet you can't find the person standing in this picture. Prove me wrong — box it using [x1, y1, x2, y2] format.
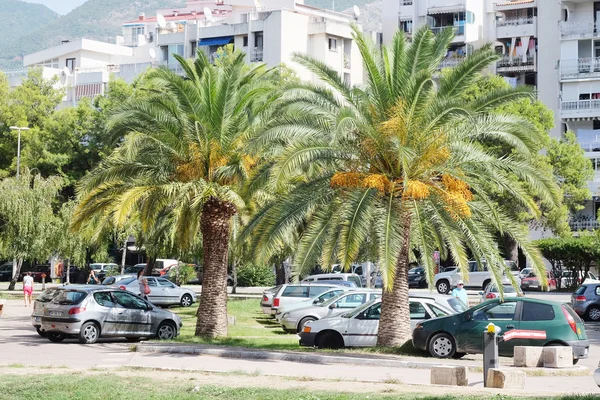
[87, 270, 100, 285]
[137, 270, 149, 300]
[452, 280, 469, 308]
[23, 272, 34, 307]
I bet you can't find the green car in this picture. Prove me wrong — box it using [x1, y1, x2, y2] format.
[412, 297, 589, 363]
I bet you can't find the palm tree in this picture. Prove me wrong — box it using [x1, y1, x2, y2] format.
[73, 51, 275, 338]
[246, 26, 560, 346]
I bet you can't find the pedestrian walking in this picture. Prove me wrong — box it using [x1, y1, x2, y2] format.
[137, 270, 150, 300]
[23, 272, 34, 307]
[452, 280, 469, 308]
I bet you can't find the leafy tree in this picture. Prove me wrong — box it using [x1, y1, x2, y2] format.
[0, 170, 63, 290]
[246, 27, 559, 346]
[54, 200, 89, 284]
[72, 52, 276, 338]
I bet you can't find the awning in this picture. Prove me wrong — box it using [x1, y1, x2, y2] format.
[496, 0, 534, 7]
[199, 36, 234, 46]
[428, 5, 465, 15]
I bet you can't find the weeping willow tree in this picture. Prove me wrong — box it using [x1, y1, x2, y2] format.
[0, 170, 63, 290]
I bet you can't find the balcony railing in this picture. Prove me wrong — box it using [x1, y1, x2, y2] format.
[560, 20, 597, 39]
[496, 16, 534, 27]
[496, 54, 535, 70]
[250, 48, 263, 62]
[430, 25, 465, 36]
[569, 220, 600, 231]
[438, 57, 465, 69]
[401, 0, 413, 5]
[561, 57, 600, 80]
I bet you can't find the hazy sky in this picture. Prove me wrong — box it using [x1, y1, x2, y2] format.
[21, 0, 88, 15]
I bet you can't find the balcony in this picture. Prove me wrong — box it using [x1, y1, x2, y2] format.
[569, 219, 600, 231]
[561, 57, 600, 80]
[496, 16, 536, 38]
[158, 60, 184, 74]
[496, 54, 536, 73]
[560, 20, 597, 40]
[250, 48, 263, 62]
[561, 100, 600, 120]
[430, 25, 465, 36]
[438, 56, 465, 69]
[575, 130, 600, 152]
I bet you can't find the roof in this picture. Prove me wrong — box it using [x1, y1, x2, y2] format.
[23, 38, 134, 67]
[122, 10, 232, 25]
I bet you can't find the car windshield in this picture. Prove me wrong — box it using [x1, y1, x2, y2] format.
[447, 298, 468, 313]
[504, 261, 519, 272]
[102, 277, 116, 285]
[52, 291, 87, 305]
[320, 293, 348, 307]
[409, 267, 424, 274]
[119, 277, 137, 286]
[37, 288, 61, 302]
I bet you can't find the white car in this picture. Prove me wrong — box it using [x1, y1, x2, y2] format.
[280, 290, 381, 332]
[298, 297, 454, 348]
[275, 287, 351, 322]
[270, 283, 345, 315]
[433, 260, 521, 294]
[301, 273, 362, 288]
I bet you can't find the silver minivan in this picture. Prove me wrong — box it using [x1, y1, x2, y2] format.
[301, 273, 362, 288]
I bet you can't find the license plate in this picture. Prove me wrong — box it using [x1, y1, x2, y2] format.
[530, 285, 538, 289]
[34, 317, 41, 322]
[49, 311, 61, 317]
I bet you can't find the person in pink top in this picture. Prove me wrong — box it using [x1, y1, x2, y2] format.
[23, 272, 34, 307]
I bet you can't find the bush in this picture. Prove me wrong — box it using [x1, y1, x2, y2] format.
[169, 263, 196, 286]
[236, 263, 275, 287]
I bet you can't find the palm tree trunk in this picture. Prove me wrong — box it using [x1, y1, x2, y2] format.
[195, 198, 237, 338]
[144, 257, 155, 277]
[121, 237, 127, 275]
[8, 259, 23, 291]
[503, 234, 518, 264]
[376, 216, 412, 347]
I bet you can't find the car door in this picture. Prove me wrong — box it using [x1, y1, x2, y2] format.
[157, 278, 179, 305]
[93, 291, 118, 335]
[518, 300, 559, 348]
[458, 300, 519, 355]
[145, 277, 161, 304]
[346, 302, 381, 347]
[328, 293, 368, 317]
[110, 291, 152, 335]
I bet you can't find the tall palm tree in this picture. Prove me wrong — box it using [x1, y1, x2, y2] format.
[73, 52, 275, 338]
[246, 26, 560, 346]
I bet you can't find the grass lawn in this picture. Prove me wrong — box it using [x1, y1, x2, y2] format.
[0, 372, 596, 400]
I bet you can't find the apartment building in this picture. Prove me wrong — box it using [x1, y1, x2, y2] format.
[383, 0, 600, 232]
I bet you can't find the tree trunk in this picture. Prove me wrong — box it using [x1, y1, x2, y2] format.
[8, 258, 23, 291]
[195, 198, 237, 338]
[503, 235, 518, 264]
[144, 257, 155, 277]
[231, 261, 238, 295]
[376, 216, 412, 347]
[66, 259, 71, 284]
[121, 237, 127, 275]
[275, 257, 286, 285]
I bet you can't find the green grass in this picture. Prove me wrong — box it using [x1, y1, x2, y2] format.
[0, 373, 596, 400]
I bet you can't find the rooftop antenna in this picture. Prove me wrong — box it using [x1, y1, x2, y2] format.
[353, 5, 361, 20]
[156, 13, 167, 28]
[204, 7, 215, 24]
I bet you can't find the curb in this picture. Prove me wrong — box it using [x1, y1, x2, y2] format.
[136, 343, 590, 376]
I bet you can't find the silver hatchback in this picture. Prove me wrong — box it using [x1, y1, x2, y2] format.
[40, 286, 182, 344]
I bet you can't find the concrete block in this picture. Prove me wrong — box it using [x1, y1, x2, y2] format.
[514, 346, 544, 367]
[543, 346, 573, 368]
[430, 365, 468, 386]
[486, 368, 525, 389]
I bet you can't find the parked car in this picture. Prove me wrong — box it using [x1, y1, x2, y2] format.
[521, 271, 557, 292]
[124, 265, 146, 275]
[408, 267, 427, 288]
[32, 286, 69, 336]
[411, 292, 468, 313]
[299, 297, 455, 348]
[270, 284, 347, 316]
[479, 283, 524, 302]
[20, 264, 52, 283]
[275, 287, 352, 322]
[101, 274, 137, 286]
[433, 260, 521, 294]
[0, 262, 12, 282]
[260, 285, 283, 316]
[519, 268, 533, 280]
[301, 273, 362, 288]
[90, 263, 119, 280]
[281, 290, 381, 333]
[412, 298, 589, 362]
[571, 283, 600, 321]
[118, 276, 197, 307]
[40, 286, 182, 343]
[561, 270, 600, 289]
[154, 259, 180, 276]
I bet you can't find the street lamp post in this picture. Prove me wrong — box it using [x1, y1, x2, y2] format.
[9, 126, 29, 178]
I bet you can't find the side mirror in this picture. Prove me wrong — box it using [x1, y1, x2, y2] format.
[329, 303, 338, 309]
[465, 313, 472, 321]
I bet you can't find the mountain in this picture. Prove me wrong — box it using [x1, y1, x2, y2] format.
[0, 0, 59, 68]
[22, 0, 88, 15]
[341, 0, 381, 32]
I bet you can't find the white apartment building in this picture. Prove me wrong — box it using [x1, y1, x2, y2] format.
[383, 0, 600, 232]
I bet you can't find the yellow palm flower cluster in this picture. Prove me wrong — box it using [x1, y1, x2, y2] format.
[440, 174, 473, 219]
[330, 172, 391, 194]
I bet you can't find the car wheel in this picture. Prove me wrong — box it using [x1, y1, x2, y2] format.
[436, 280, 450, 294]
[79, 322, 100, 344]
[297, 317, 316, 333]
[428, 333, 456, 358]
[316, 331, 344, 349]
[35, 327, 46, 337]
[180, 294, 193, 307]
[586, 306, 600, 322]
[157, 322, 177, 340]
[47, 332, 66, 343]
[482, 280, 491, 291]
[126, 337, 141, 343]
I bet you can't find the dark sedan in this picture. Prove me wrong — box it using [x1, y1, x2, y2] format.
[408, 267, 427, 288]
[412, 297, 589, 363]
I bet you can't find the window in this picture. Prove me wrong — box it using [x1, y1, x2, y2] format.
[368, 292, 381, 301]
[318, 277, 341, 281]
[348, 276, 362, 287]
[191, 41, 197, 58]
[334, 293, 367, 308]
[469, 261, 488, 272]
[308, 286, 331, 296]
[410, 302, 430, 319]
[66, 58, 75, 71]
[243, 35, 249, 47]
[429, 304, 450, 318]
[112, 291, 148, 309]
[52, 291, 87, 305]
[574, 286, 587, 296]
[254, 32, 264, 48]
[37, 288, 60, 303]
[354, 267, 363, 276]
[399, 19, 412, 34]
[473, 302, 516, 321]
[94, 292, 115, 308]
[318, 290, 344, 302]
[158, 278, 176, 288]
[466, 11, 475, 24]
[328, 37, 338, 52]
[146, 278, 157, 287]
[120, 277, 137, 286]
[282, 286, 310, 298]
[102, 277, 116, 286]
[521, 302, 555, 321]
[595, 286, 600, 296]
[364, 303, 381, 320]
